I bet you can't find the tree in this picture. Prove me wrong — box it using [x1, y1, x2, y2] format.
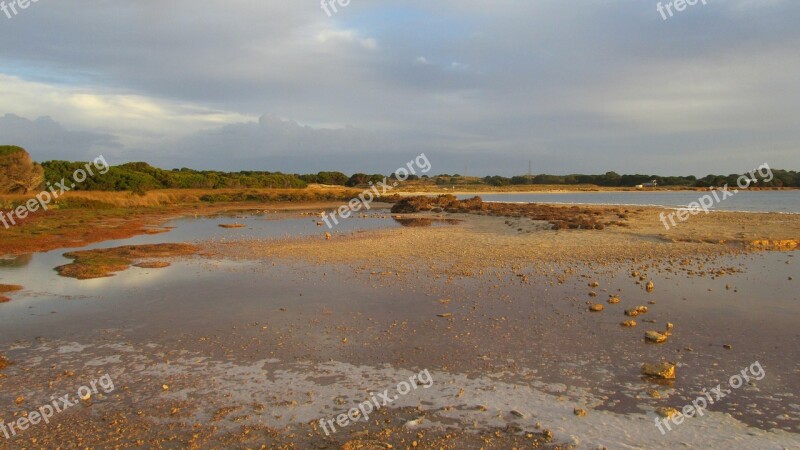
[0, 146, 44, 193]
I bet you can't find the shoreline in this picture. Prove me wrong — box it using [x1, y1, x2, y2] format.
[396, 186, 800, 195]
[2, 199, 798, 257]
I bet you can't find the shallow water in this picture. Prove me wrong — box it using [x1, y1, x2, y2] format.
[466, 191, 800, 213]
[0, 211, 402, 299]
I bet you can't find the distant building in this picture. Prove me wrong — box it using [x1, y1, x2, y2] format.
[636, 180, 658, 189]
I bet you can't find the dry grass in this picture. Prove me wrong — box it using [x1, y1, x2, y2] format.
[0, 186, 363, 210]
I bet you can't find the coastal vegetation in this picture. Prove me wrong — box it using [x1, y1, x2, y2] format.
[3, 147, 797, 196]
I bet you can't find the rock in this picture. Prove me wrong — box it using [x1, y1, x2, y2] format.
[620, 320, 637, 327]
[589, 304, 604, 312]
[573, 407, 587, 417]
[625, 306, 648, 317]
[437, 313, 452, 318]
[723, 344, 733, 350]
[218, 223, 245, 229]
[608, 295, 621, 304]
[645, 330, 668, 343]
[656, 407, 679, 418]
[511, 409, 525, 418]
[589, 281, 599, 288]
[646, 281, 655, 292]
[750, 239, 799, 251]
[325, 233, 332, 240]
[588, 291, 598, 297]
[404, 418, 424, 429]
[641, 362, 676, 380]
[133, 261, 171, 269]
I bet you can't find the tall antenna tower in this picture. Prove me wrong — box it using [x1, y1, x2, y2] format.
[528, 160, 533, 184]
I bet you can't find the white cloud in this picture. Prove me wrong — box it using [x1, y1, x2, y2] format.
[315, 29, 378, 50]
[0, 74, 253, 149]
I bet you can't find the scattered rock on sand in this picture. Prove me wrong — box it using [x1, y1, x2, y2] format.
[641, 362, 676, 380]
[342, 440, 388, 450]
[750, 239, 799, 251]
[0, 355, 10, 371]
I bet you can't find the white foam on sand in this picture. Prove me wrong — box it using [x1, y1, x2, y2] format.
[135, 357, 799, 449]
[13, 339, 800, 448]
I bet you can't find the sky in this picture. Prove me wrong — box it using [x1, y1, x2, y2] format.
[0, 0, 797, 176]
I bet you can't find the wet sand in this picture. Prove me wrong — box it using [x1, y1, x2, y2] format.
[0, 205, 798, 448]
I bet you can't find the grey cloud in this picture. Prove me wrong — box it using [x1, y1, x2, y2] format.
[0, 114, 119, 162]
[0, 1, 797, 175]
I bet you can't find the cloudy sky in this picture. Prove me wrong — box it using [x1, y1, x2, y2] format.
[0, 0, 797, 176]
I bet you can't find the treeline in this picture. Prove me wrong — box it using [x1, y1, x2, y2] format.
[479, 170, 800, 188]
[42, 161, 307, 193]
[300, 172, 419, 187]
[39, 162, 800, 192]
